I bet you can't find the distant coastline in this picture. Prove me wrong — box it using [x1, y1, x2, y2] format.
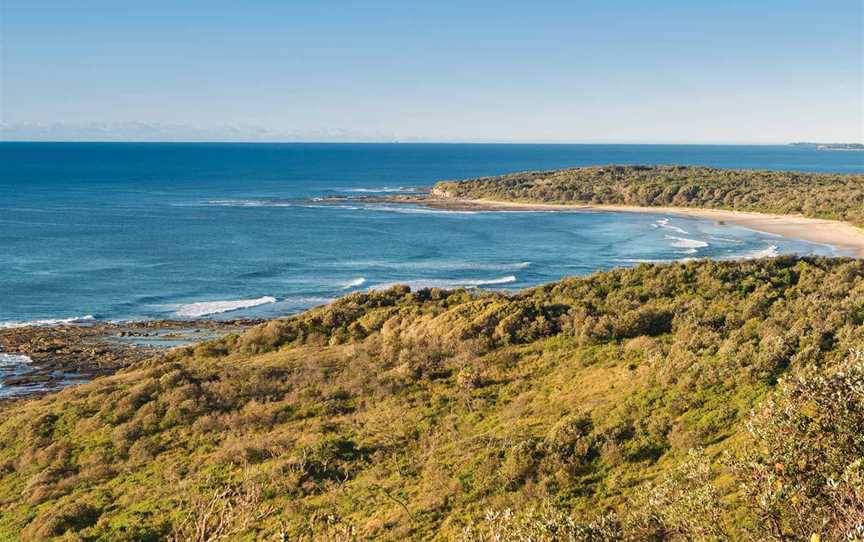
[790, 142, 864, 152]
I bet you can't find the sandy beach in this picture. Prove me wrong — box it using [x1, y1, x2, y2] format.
[424, 198, 864, 258]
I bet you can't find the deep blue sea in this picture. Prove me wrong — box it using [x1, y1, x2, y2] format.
[2, 143, 862, 326]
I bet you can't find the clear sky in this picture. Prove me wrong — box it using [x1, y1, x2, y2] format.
[1, 1, 861, 143]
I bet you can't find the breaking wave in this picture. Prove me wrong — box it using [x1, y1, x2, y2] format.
[370, 275, 517, 291]
[709, 236, 743, 243]
[0, 315, 95, 329]
[206, 199, 296, 207]
[665, 235, 709, 249]
[613, 258, 675, 264]
[735, 245, 780, 260]
[361, 204, 478, 215]
[201, 200, 475, 215]
[654, 218, 689, 235]
[175, 296, 277, 318]
[339, 277, 367, 289]
[334, 260, 530, 271]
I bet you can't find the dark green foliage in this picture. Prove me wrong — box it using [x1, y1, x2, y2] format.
[433, 165, 864, 226]
[1, 257, 863, 540]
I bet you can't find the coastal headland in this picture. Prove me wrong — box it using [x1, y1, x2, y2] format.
[2, 164, 864, 540]
[5, 164, 863, 398]
[378, 164, 864, 258]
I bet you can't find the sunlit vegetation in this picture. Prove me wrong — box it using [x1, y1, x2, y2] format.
[432, 165, 864, 226]
[1, 256, 863, 540]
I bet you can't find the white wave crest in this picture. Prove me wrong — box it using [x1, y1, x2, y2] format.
[335, 260, 530, 271]
[0, 315, 95, 329]
[203, 200, 476, 215]
[206, 199, 356, 210]
[655, 218, 689, 234]
[370, 275, 517, 291]
[613, 258, 674, 264]
[736, 245, 780, 260]
[362, 204, 478, 215]
[175, 296, 277, 318]
[339, 277, 367, 289]
[665, 235, 709, 249]
[472, 275, 518, 285]
[206, 199, 296, 207]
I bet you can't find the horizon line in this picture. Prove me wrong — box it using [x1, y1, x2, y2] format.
[0, 139, 840, 146]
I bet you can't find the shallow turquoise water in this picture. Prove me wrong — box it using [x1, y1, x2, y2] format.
[1, 143, 860, 325]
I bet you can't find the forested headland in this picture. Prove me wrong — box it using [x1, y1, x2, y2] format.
[1, 257, 863, 540]
[431, 165, 864, 227]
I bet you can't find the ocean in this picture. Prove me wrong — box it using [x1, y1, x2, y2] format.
[1, 142, 862, 326]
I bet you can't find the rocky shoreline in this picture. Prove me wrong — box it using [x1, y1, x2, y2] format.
[0, 319, 260, 400]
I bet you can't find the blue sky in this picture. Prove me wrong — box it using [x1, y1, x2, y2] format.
[1, 1, 861, 143]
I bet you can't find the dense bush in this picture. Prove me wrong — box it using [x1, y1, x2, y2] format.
[432, 165, 864, 226]
[1, 257, 863, 540]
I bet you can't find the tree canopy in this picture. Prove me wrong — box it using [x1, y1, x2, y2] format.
[432, 165, 864, 227]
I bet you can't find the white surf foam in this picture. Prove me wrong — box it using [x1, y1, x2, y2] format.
[362, 204, 479, 215]
[339, 277, 367, 289]
[612, 257, 698, 264]
[0, 352, 37, 397]
[204, 199, 476, 215]
[472, 275, 518, 285]
[175, 296, 277, 318]
[0, 353, 32, 367]
[335, 260, 530, 271]
[734, 245, 780, 260]
[613, 258, 675, 264]
[414, 261, 527, 271]
[665, 235, 709, 249]
[300, 204, 363, 210]
[206, 199, 368, 211]
[370, 275, 517, 291]
[655, 218, 689, 235]
[0, 315, 95, 329]
[206, 199, 296, 207]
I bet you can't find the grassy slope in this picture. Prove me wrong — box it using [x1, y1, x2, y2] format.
[1, 257, 863, 540]
[431, 165, 864, 227]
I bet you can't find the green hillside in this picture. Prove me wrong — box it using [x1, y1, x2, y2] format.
[1, 257, 863, 541]
[431, 165, 864, 227]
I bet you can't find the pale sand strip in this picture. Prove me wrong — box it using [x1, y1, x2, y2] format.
[428, 198, 864, 258]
